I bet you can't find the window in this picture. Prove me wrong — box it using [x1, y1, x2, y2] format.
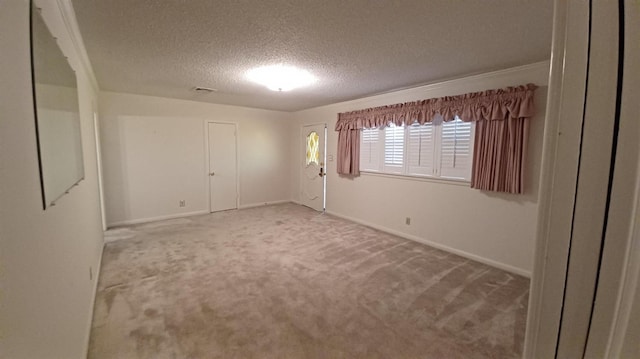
[306, 131, 320, 165]
[440, 118, 473, 179]
[359, 116, 474, 181]
[384, 124, 404, 173]
[360, 127, 380, 171]
[407, 122, 434, 176]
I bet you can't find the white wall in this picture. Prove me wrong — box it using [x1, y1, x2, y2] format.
[99, 92, 294, 226]
[292, 62, 549, 276]
[0, 1, 104, 358]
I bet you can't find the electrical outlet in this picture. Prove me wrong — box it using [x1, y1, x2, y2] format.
[179, 200, 186, 207]
[405, 217, 411, 225]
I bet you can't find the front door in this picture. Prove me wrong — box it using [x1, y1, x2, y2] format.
[300, 124, 326, 211]
[208, 122, 237, 212]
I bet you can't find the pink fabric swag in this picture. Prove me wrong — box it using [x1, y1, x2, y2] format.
[335, 84, 537, 193]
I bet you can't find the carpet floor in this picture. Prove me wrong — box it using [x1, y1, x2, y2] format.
[88, 203, 529, 359]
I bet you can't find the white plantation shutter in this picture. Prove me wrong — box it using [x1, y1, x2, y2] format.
[359, 128, 380, 171]
[440, 117, 473, 179]
[407, 122, 435, 175]
[358, 117, 474, 182]
[384, 124, 404, 173]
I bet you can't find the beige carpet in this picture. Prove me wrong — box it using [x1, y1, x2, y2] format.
[89, 203, 529, 359]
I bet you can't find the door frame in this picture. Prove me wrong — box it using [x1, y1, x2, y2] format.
[523, 1, 590, 356]
[92, 108, 107, 231]
[524, 0, 637, 357]
[299, 123, 327, 211]
[203, 120, 239, 212]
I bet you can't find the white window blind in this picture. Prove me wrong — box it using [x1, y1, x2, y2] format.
[359, 118, 474, 182]
[384, 124, 404, 172]
[407, 122, 434, 176]
[360, 128, 380, 171]
[440, 117, 473, 179]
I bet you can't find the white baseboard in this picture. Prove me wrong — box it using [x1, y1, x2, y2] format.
[238, 200, 291, 209]
[107, 210, 209, 228]
[107, 201, 297, 227]
[325, 210, 531, 278]
[84, 239, 104, 357]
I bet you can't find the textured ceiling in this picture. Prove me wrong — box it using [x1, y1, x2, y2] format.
[71, 0, 553, 112]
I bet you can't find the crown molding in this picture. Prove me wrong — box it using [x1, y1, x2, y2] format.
[53, 0, 99, 93]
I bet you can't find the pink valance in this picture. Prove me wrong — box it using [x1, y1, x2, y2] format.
[335, 83, 537, 131]
[335, 83, 538, 194]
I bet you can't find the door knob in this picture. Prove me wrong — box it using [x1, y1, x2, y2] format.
[210, 172, 215, 176]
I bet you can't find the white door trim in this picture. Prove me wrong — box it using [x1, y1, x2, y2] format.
[204, 120, 239, 212]
[323, 125, 327, 210]
[524, 0, 590, 357]
[92, 109, 107, 231]
[606, 188, 640, 356]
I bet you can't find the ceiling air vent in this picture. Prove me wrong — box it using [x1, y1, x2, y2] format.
[192, 86, 217, 93]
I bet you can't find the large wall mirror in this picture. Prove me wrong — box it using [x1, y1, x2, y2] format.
[31, 2, 84, 209]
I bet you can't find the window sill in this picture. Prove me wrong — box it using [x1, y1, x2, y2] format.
[358, 170, 471, 187]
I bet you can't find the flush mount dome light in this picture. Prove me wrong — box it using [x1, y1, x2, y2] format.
[246, 65, 316, 92]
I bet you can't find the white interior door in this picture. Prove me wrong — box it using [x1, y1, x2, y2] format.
[300, 124, 326, 211]
[525, 1, 638, 358]
[208, 122, 237, 212]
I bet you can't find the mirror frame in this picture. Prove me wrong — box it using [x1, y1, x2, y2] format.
[29, 0, 84, 209]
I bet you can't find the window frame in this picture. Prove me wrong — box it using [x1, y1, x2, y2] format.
[359, 117, 475, 183]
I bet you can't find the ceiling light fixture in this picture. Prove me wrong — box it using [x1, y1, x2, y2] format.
[246, 65, 316, 92]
